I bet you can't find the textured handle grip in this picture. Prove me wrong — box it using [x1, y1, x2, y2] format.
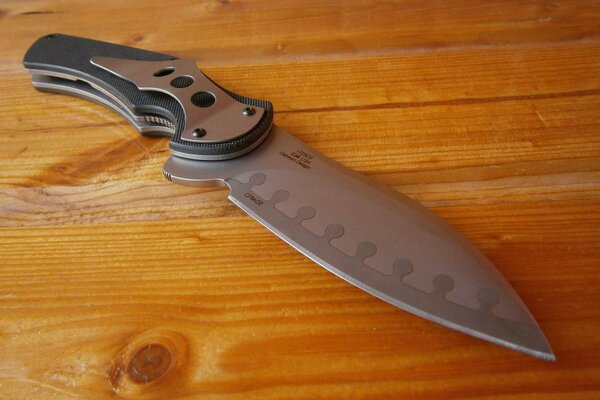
[24, 34, 273, 160]
[24, 33, 178, 123]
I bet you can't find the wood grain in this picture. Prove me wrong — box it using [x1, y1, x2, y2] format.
[1, 0, 599, 399]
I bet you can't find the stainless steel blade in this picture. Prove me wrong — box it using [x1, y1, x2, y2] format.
[163, 125, 554, 361]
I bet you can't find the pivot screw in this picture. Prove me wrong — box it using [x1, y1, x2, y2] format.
[242, 107, 256, 117]
[192, 128, 206, 138]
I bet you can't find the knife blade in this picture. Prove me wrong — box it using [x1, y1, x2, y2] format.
[23, 34, 554, 361]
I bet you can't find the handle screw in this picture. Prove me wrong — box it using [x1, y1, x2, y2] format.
[192, 128, 206, 138]
[242, 107, 256, 117]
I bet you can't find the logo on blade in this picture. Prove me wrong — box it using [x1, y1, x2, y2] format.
[279, 149, 313, 169]
[244, 192, 264, 206]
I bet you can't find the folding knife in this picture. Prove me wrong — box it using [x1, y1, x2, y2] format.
[23, 34, 554, 360]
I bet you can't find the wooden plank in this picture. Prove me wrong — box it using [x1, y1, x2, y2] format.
[0, 202, 598, 398]
[2, 42, 599, 188]
[1, 93, 599, 227]
[0, 0, 599, 66]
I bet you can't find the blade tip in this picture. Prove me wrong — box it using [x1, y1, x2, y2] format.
[517, 341, 556, 362]
[536, 349, 556, 362]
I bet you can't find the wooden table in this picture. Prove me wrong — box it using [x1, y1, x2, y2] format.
[1, 1, 599, 398]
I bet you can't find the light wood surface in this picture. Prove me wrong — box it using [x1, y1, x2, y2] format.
[1, 1, 599, 399]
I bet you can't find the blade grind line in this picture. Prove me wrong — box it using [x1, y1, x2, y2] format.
[162, 126, 554, 360]
[226, 173, 555, 360]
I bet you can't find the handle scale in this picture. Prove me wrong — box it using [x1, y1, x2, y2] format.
[24, 34, 273, 160]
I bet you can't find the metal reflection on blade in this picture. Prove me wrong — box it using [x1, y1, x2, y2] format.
[164, 125, 555, 361]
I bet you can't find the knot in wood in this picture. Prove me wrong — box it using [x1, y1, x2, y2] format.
[128, 344, 172, 384]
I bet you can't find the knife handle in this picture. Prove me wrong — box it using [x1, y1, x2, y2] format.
[23, 34, 273, 160]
